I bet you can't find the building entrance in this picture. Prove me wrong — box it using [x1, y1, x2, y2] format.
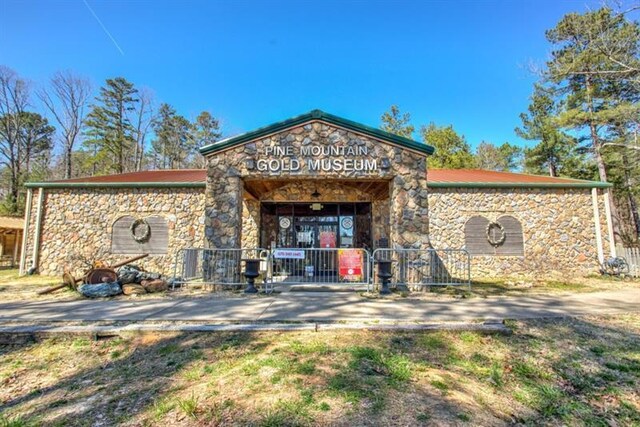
[260, 203, 372, 280]
[261, 203, 372, 250]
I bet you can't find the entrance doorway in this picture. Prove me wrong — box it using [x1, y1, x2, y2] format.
[260, 203, 372, 282]
[260, 203, 372, 250]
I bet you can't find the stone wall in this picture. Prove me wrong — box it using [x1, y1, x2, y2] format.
[206, 121, 428, 250]
[428, 187, 614, 278]
[241, 198, 260, 249]
[22, 187, 205, 277]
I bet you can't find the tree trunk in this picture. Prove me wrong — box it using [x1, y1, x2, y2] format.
[585, 76, 620, 244]
[10, 156, 19, 213]
[622, 151, 640, 241]
[65, 144, 72, 179]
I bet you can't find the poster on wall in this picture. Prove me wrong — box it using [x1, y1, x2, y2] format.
[339, 249, 363, 281]
[319, 231, 336, 248]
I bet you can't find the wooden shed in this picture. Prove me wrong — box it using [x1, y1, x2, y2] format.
[0, 216, 23, 268]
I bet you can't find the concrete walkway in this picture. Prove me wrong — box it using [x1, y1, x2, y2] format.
[0, 289, 638, 323]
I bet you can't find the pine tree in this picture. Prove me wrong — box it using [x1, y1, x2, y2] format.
[545, 8, 640, 183]
[421, 123, 475, 169]
[542, 7, 640, 242]
[189, 111, 221, 167]
[84, 77, 139, 174]
[516, 84, 593, 178]
[151, 103, 192, 169]
[475, 142, 522, 172]
[380, 105, 415, 139]
[0, 111, 54, 213]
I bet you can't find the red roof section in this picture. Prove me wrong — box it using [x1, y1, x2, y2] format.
[28, 168, 607, 188]
[427, 169, 590, 184]
[52, 169, 207, 184]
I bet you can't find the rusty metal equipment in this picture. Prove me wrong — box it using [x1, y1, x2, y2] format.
[84, 268, 119, 285]
[37, 254, 149, 295]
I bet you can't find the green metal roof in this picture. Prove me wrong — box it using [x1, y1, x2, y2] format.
[199, 109, 435, 156]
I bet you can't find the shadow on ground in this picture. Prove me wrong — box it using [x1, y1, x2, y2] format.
[0, 315, 638, 426]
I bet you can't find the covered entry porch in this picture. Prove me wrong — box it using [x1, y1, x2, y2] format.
[241, 178, 392, 251]
[242, 178, 390, 285]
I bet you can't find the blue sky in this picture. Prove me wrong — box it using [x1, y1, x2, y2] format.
[0, 0, 613, 149]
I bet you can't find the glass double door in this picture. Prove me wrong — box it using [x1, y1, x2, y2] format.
[294, 219, 338, 276]
[261, 203, 371, 279]
[294, 220, 338, 249]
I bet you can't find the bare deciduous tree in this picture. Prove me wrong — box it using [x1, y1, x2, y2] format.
[0, 65, 30, 212]
[38, 71, 91, 179]
[129, 87, 155, 171]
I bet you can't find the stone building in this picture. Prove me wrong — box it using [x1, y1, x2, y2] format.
[21, 110, 614, 279]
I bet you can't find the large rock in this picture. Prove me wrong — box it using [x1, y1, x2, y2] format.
[78, 282, 122, 298]
[141, 279, 168, 293]
[118, 265, 162, 284]
[122, 283, 147, 295]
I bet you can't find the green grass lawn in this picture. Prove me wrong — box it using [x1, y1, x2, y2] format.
[1, 315, 639, 426]
[412, 275, 640, 299]
[0, 268, 78, 301]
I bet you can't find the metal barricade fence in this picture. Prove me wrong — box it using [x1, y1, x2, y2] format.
[371, 248, 471, 291]
[267, 248, 371, 286]
[172, 248, 270, 291]
[172, 247, 470, 292]
[616, 245, 640, 278]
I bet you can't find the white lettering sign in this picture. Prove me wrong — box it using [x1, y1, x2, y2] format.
[252, 144, 379, 174]
[273, 249, 306, 259]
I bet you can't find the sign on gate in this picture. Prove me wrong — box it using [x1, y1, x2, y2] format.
[339, 249, 363, 281]
[273, 249, 305, 259]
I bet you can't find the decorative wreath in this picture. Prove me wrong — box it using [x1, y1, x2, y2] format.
[130, 218, 151, 243]
[486, 221, 506, 247]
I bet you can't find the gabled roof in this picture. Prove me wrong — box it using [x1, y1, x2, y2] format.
[428, 169, 611, 188]
[199, 109, 435, 156]
[24, 170, 207, 188]
[24, 168, 610, 189]
[0, 216, 23, 230]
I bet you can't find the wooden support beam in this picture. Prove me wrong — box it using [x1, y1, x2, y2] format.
[242, 182, 260, 200]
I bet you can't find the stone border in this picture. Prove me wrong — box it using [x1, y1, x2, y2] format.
[0, 321, 511, 344]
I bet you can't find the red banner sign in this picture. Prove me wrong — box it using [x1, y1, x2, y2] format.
[339, 249, 362, 281]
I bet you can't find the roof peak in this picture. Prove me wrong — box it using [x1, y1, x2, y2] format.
[200, 109, 435, 157]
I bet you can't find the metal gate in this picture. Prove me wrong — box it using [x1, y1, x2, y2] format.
[267, 248, 371, 286]
[172, 248, 269, 290]
[173, 247, 470, 291]
[371, 248, 471, 291]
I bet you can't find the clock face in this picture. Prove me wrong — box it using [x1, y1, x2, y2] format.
[341, 217, 353, 230]
[279, 217, 291, 229]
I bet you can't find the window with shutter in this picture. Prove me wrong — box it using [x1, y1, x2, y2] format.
[111, 215, 169, 254]
[464, 215, 524, 256]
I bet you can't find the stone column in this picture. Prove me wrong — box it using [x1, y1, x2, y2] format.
[372, 199, 390, 248]
[389, 157, 430, 250]
[205, 157, 243, 249]
[204, 172, 243, 284]
[205, 176, 243, 249]
[241, 197, 260, 248]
